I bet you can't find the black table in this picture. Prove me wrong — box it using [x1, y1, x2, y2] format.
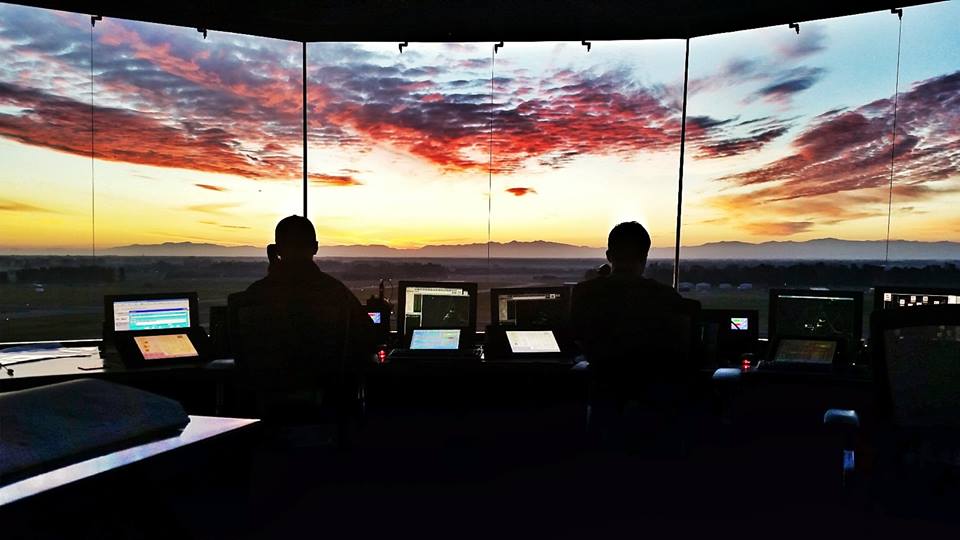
[0, 343, 236, 413]
[0, 415, 259, 507]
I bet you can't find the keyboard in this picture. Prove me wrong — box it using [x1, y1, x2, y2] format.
[387, 347, 483, 361]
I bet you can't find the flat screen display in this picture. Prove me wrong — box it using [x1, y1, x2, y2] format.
[409, 329, 461, 350]
[113, 298, 191, 332]
[368, 312, 382, 324]
[505, 330, 561, 354]
[730, 317, 749, 331]
[774, 339, 837, 364]
[496, 291, 565, 327]
[134, 334, 198, 360]
[403, 286, 471, 330]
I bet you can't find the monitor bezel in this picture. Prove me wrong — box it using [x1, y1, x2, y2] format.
[768, 288, 863, 359]
[105, 292, 200, 334]
[397, 280, 478, 337]
[873, 285, 960, 312]
[489, 286, 570, 328]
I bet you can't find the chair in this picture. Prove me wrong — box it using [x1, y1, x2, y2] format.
[583, 298, 701, 449]
[825, 304, 960, 494]
[227, 289, 367, 446]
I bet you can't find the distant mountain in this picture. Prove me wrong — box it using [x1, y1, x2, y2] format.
[102, 242, 265, 257]
[99, 239, 960, 260]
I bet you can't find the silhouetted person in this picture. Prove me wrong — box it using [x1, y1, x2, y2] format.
[571, 222, 699, 444]
[234, 216, 375, 424]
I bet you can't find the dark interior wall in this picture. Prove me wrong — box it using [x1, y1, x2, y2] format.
[5, 0, 938, 42]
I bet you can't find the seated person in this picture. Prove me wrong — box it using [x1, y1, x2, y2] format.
[235, 216, 376, 414]
[571, 221, 699, 387]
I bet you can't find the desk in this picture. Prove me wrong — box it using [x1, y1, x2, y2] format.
[0, 343, 236, 413]
[0, 415, 259, 507]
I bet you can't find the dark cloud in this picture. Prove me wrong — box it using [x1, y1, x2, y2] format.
[696, 125, 790, 158]
[195, 183, 227, 191]
[0, 199, 55, 213]
[749, 67, 825, 104]
[775, 25, 827, 60]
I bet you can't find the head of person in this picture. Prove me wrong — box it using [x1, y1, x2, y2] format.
[274, 215, 318, 262]
[605, 221, 651, 275]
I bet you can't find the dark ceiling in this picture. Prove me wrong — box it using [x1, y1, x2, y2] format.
[8, 0, 935, 42]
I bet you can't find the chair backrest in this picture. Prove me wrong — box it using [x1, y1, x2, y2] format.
[228, 288, 353, 393]
[871, 305, 960, 430]
[586, 297, 701, 381]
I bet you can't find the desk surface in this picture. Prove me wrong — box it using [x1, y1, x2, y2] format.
[0, 344, 234, 386]
[0, 415, 258, 507]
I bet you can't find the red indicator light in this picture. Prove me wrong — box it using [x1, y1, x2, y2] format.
[741, 359, 751, 370]
[377, 349, 387, 363]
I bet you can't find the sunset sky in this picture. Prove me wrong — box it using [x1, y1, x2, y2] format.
[0, 1, 957, 255]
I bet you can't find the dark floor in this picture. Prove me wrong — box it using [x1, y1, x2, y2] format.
[8, 385, 960, 538]
[190, 397, 960, 538]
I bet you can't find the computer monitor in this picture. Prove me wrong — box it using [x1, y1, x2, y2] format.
[397, 281, 477, 336]
[505, 330, 562, 354]
[700, 309, 759, 366]
[490, 286, 569, 328]
[874, 286, 960, 311]
[768, 289, 862, 363]
[106, 293, 199, 332]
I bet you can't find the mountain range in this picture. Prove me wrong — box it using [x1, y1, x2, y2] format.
[98, 239, 960, 260]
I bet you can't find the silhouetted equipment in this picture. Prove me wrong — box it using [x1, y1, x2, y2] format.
[825, 304, 960, 489]
[874, 285, 960, 311]
[768, 289, 863, 366]
[208, 304, 231, 358]
[699, 308, 759, 367]
[227, 289, 365, 427]
[102, 292, 209, 366]
[365, 279, 392, 345]
[0, 379, 188, 484]
[396, 281, 478, 337]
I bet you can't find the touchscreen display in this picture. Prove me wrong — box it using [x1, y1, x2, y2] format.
[774, 339, 837, 364]
[506, 330, 561, 354]
[730, 317, 749, 331]
[410, 329, 460, 350]
[134, 334, 198, 360]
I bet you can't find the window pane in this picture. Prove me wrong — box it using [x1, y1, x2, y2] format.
[306, 43, 490, 324]
[887, 2, 960, 269]
[487, 41, 685, 326]
[682, 12, 900, 335]
[88, 19, 303, 335]
[0, 4, 93, 341]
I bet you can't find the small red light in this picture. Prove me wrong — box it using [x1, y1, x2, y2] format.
[741, 359, 751, 370]
[377, 349, 387, 363]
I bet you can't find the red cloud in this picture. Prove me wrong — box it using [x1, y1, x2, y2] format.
[309, 173, 363, 186]
[195, 184, 227, 191]
[719, 71, 960, 204]
[505, 187, 536, 196]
